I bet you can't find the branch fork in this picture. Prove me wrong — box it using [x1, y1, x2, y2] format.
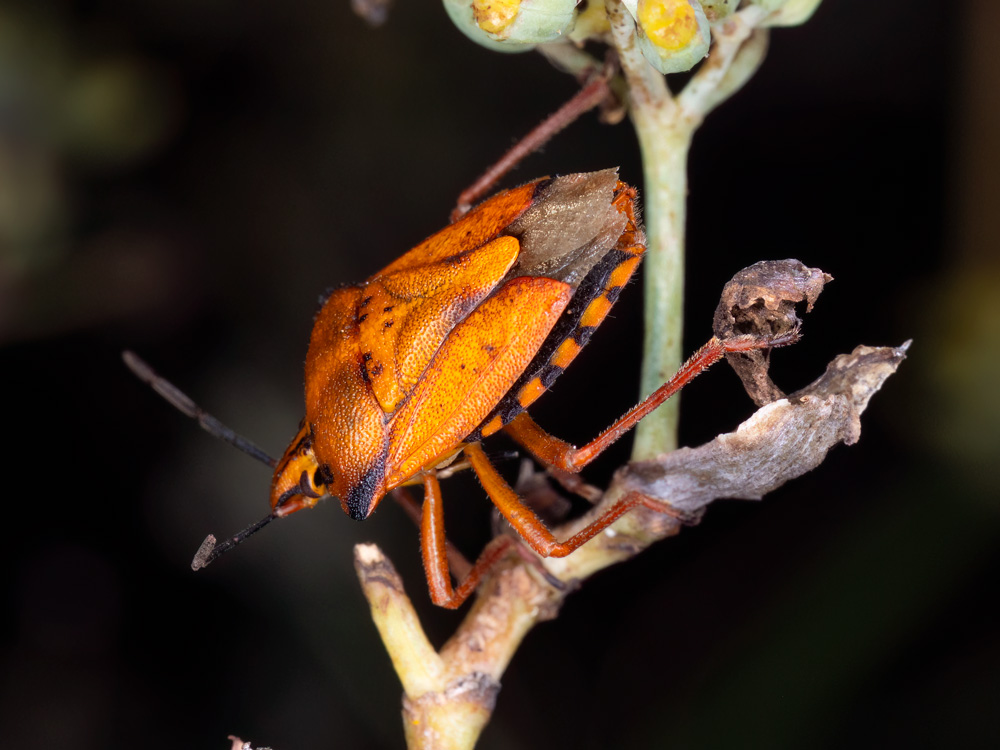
[355, 259, 907, 750]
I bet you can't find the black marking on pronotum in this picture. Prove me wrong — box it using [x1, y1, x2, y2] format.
[384, 320, 394, 329]
[469, 239, 640, 439]
[361, 352, 381, 382]
[345, 455, 386, 521]
[360, 295, 373, 308]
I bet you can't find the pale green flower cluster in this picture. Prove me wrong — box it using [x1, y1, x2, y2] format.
[443, 0, 821, 73]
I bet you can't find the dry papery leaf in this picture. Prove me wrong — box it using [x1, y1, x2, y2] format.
[713, 259, 833, 406]
[544, 260, 905, 577]
[616, 341, 909, 516]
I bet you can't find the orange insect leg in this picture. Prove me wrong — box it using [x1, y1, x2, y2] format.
[463, 443, 677, 559]
[505, 332, 799, 473]
[420, 443, 685, 610]
[451, 77, 613, 222]
[420, 471, 519, 609]
[392, 486, 473, 583]
[418, 333, 798, 608]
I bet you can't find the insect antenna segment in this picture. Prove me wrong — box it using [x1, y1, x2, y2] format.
[121, 350, 282, 569]
[190, 513, 276, 571]
[122, 351, 278, 468]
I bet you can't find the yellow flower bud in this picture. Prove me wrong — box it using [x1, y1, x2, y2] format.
[623, 0, 711, 75]
[442, 0, 578, 51]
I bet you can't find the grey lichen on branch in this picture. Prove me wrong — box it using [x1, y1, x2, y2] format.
[353, 260, 907, 750]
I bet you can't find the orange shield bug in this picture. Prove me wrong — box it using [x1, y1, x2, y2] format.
[129, 167, 795, 609]
[271, 169, 641, 520]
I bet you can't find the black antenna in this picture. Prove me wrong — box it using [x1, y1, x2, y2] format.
[122, 351, 278, 468]
[190, 513, 276, 570]
[122, 350, 283, 569]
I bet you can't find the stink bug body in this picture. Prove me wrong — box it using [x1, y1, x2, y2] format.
[261, 168, 792, 608]
[131, 167, 794, 609]
[270, 169, 640, 520]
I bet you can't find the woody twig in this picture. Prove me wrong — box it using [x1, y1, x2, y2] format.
[347, 3, 897, 749]
[356, 259, 907, 750]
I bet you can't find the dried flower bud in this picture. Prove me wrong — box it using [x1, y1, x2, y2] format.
[622, 0, 711, 75]
[442, 0, 579, 51]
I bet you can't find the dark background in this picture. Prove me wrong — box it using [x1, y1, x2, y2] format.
[2, 1, 998, 748]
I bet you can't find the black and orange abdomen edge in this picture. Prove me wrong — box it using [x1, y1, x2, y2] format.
[467, 183, 644, 442]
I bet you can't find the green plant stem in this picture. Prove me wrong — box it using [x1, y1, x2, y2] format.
[631, 108, 695, 459]
[609, 2, 769, 460]
[604, 0, 690, 459]
[364, 4, 791, 748]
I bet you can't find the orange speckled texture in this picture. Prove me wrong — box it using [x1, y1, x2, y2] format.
[303, 285, 389, 507]
[273, 174, 638, 523]
[379, 181, 538, 275]
[386, 276, 570, 486]
[358, 235, 519, 413]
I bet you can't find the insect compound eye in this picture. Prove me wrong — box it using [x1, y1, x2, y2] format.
[298, 470, 322, 499]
